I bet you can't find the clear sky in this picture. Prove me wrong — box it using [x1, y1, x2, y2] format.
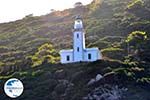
[0, 0, 93, 23]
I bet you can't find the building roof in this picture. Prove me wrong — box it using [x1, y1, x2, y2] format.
[75, 15, 82, 20]
[84, 48, 99, 51]
[59, 49, 73, 53]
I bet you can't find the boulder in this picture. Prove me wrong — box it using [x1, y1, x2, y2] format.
[95, 74, 103, 82]
[71, 71, 84, 84]
[54, 69, 67, 79]
[87, 79, 96, 86]
[48, 79, 58, 92]
[54, 80, 74, 95]
[54, 83, 67, 95]
[87, 74, 103, 86]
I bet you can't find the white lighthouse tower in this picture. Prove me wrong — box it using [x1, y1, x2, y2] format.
[60, 16, 102, 64]
[73, 16, 85, 62]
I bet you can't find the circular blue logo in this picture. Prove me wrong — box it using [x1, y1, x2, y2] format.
[4, 78, 24, 98]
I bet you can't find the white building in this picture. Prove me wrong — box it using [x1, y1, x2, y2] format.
[60, 16, 102, 64]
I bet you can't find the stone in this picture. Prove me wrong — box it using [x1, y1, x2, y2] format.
[54, 83, 67, 95]
[43, 71, 53, 79]
[87, 79, 96, 86]
[71, 71, 84, 83]
[48, 79, 58, 92]
[54, 69, 66, 79]
[95, 74, 103, 82]
[87, 74, 103, 86]
[54, 80, 73, 95]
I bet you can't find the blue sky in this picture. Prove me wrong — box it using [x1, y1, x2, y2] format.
[0, 0, 93, 23]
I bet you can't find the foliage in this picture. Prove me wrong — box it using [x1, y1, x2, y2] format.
[19, 71, 29, 77]
[101, 47, 126, 60]
[125, 31, 148, 61]
[0, 62, 4, 67]
[136, 77, 150, 84]
[126, 31, 147, 43]
[88, 0, 102, 12]
[127, 0, 144, 9]
[31, 43, 59, 67]
[111, 66, 145, 83]
[32, 70, 44, 77]
[101, 47, 123, 52]
[123, 55, 139, 66]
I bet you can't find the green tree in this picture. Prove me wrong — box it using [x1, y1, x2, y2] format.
[127, 0, 144, 9]
[126, 31, 147, 60]
[31, 43, 59, 67]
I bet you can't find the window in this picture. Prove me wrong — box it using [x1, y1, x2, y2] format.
[66, 55, 70, 61]
[88, 54, 91, 60]
[77, 34, 79, 38]
[77, 47, 79, 52]
[77, 20, 80, 23]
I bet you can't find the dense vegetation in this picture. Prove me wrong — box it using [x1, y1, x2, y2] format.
[0, 0, 150, 99]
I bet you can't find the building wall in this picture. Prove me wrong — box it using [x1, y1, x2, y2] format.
[73, 31, 85, 62]
[60, 50, 73, 64]
[84, 48, 101, 61]
[60, 48, 102, 63]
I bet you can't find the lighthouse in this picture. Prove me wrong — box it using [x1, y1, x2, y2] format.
[60, 16, 102, 64]
[73, 16, 85, 61]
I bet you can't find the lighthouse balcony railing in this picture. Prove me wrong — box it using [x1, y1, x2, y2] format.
[72, 28, 85, 32]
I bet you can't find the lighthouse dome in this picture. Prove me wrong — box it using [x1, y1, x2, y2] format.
[74, 20, 83, 29]
[74, 16, 83, 29]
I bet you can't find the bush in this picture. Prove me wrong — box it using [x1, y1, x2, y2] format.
[0, 62, 5, 67]
[101, 47, 123, 52]
[31, 43, 59, 67]
[19, 71, 30, 77]
[136, 77, 150, 84]
[127, 0, 144, 9]
[32, 70, 44, 77]
[101, 47, 125, 60]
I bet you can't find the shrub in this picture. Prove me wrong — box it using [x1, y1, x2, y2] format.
[101, 47, 123, 52]
[0, 62, 5, 67]
[126, 31, 147, 43]
[101, 47, 125, 60]
[127, 0, 144, 9]
[136, 77, 150, 84]
[31, 43, 59, 67]
[32, 70, 44, 77]
[19, 71, 30, 77]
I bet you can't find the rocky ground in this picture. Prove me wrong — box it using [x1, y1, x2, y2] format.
[0, 60, 150, 100]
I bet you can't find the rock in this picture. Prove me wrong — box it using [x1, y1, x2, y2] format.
[54, 80, 74, 95]
[54, 83, 67, 95]
[48, 79, 58, 92]
[95, 74, 103, 82]
[58, 80, 69, 85]
[87, 74, 103, 86]
[51, 91, 59, 100]
[87, 79, 96, 86]
[54, 69, 66, 79]
[71, 71, 84, 84]
[103, 72, 117, 84]
[83, 85, 127, 100]
[42, 71, 53, 79]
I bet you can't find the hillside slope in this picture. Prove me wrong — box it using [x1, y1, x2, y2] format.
[0, 0, 150, 99]
[0, 0, 150, 71]
[0, 60, 150, 100]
